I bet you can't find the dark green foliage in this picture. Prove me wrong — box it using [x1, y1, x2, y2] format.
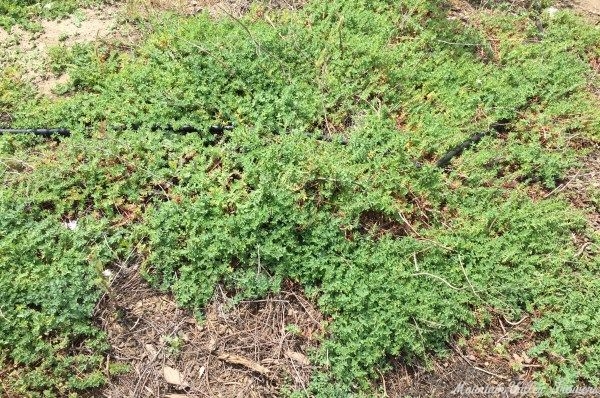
[0, 132, 192, 396]
[1, 0, 600, 396]
[0, 207, 109, 396]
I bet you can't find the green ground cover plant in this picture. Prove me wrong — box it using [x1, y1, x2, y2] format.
[1, 0, 600, 396]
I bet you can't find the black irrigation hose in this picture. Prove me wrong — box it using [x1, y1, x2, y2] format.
[0, 128, 71, 137]
[0, 124, 348, 144]
[132, 124, 235, 135]
[0, 124, 235, 137]
[435, 119, 510, 169]
[1, 119, 509, 170]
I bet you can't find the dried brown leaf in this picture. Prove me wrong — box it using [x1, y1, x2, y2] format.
[285, 350, 310, 366]
[163, 366, 187, 386]
[218, 353, 271, 375]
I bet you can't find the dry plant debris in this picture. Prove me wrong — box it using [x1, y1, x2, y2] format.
[562, 150, 600, 232]
[97, 265, 323, 397]
[382, 315, 539, 397]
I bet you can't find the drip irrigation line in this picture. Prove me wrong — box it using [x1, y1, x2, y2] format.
[0, 128, 71, 137]
[0, 123, 348, 144]
[435, 119, 510, 169]
[0, 118, 510, 170]
[0, 124, 235, 137]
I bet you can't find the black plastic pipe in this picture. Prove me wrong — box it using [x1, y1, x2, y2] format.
[0, 124, 235, 137]
[2, 119, 511, 171]
[0, 124, 349, 147]
[436, 119, 510, 169]
[0, 128, 71, 137]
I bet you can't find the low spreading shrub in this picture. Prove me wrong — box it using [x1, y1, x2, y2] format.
[1, 0, 600, 395]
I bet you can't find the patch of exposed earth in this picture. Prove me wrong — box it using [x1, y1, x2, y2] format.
[574, 0, 600, 17]
[0, 6, 123, 97]
[97, 264, 323, 398]
[0, 28, 8, 43]
[0, 0, 307, 99]
[98, 263, 540, 397]
[380, 313, 540, 398]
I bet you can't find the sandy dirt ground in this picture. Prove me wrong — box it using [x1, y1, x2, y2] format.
[576, 0, 600, 15]
[0, 6, 120, 96]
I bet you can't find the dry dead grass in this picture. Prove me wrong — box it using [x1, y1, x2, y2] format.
[124, 0, 196, 18]
[123, 0, 306, 18]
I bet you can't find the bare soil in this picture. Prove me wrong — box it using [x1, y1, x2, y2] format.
[0, 6, 120, 97]
[383, 315, 540, 398]
[574, 0, 600, 16]
[97, 262, 538, 397]
[97, 265, 323, 398]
